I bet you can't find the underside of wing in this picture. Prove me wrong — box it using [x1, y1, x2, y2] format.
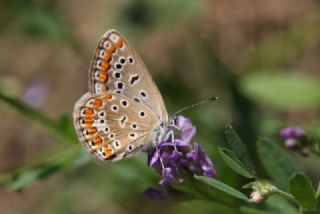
[73, 92, 160, 162]
[88, 29, 168, 122]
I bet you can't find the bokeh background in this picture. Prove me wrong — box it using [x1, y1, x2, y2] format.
[0, 0, 320, 213]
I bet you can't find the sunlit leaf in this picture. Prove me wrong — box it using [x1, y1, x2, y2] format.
[240, 72, 320, 109]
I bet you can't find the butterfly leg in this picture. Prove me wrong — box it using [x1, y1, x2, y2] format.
[164, 130, 178, 151]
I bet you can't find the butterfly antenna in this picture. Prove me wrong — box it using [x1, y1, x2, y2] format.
[171, 96, 219, 118]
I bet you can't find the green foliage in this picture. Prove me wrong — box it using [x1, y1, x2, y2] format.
[195, 175, 249, 201]
[240, 72, 320, 110]
[224, 124, 257, 176]
[289, 173, 316, 210]
[219, 148, 256, 179]
[257, 138, 300, 191]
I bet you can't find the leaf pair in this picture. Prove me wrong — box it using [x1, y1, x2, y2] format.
[220, 124, 257, 179]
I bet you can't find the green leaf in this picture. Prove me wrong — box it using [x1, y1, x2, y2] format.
[219, 148, 256, 178]
[316, 182, 320, 201]
[225, 124, 256, 175]
[257, 138, 299, 191]
[9, 164, 60, 191]
[195, 175, 248, 201]
[57, 113, 77, 143]
[239, 206, 280, 214]
[240, 72, 320, 110]
[266, 195, 299, 214]
[289, 173, 316, 210]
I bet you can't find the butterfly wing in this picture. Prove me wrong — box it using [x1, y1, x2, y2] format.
[88, 29, 168, 122]
[73, 92, 160, 162]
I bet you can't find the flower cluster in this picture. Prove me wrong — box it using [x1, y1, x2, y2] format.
[145, 116, 216, 198]
[279, 127, 312, 156]
[280, 127, 305, 149]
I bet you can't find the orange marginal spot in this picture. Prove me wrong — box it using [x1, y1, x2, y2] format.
[102, 94, 112, 100]
[82, 108, 94, 116]
[81, 117, 93, 127]
[92, 98, 102, 108]
[108, 43, 116, 53]
[100, 61, 110, 71]
[98, 71, 108, 83]
[116, 38, 123, 48]
[102, 146, 112, 159]
[104, 52, 111, 62]
[100, 85, 108, 92]
[92, 137, 103, 147]
[87, 127, 97, 135]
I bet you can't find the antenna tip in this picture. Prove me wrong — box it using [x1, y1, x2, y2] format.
[211, 96, 219, 101]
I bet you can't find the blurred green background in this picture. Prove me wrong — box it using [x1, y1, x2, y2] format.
[0, 0, 320, 213]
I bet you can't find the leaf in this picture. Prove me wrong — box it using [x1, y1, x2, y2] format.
[225, 124, 256, 175]
[257, 138, 299, 191]
[266, 195, 299, 214]
[195, 175, 248, 201]
[239, 206, 280, 214]
[9, 164, 60, 191]
[240, 72, 320, 110]
[219, 148, 256, 178]
[316, 182, 320, 201]
[57, 113, 77, 143]
[289, 173, 316, 210]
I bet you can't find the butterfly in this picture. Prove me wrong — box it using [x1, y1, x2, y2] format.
[73, 29, 171, 162]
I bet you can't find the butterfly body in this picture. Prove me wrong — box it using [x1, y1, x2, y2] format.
[73, 29, 170, 162]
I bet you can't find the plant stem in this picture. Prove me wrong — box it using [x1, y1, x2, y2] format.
[274, 188, 296, 203]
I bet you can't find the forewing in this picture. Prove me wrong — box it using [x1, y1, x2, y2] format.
[73, 92, 160, 162]
[88, 29, 168, 122]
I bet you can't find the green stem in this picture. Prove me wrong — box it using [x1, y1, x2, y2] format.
[274, 188, 296, 203]
[0, 145, 81, 184]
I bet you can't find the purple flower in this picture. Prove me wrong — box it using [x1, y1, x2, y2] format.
[279, 127, 308, 151]
[147, 115, 216, 197]
[23, 79, 48, 108]
[280, 128, 305, 139]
